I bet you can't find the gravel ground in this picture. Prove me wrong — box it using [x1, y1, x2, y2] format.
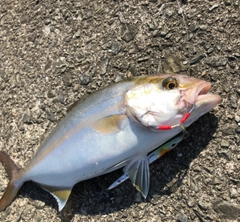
[0, 0, 240, 221]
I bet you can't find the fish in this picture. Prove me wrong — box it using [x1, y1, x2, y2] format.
[107, 133, 184, 192]
[0, 74, 221, 212]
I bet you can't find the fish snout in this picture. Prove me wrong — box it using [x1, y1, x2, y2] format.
[180, 80, 213, 106]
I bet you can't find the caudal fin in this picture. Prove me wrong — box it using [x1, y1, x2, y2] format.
[0, 151, 23, 211]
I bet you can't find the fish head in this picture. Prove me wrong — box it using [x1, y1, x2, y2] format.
[125, 74, 221, 129]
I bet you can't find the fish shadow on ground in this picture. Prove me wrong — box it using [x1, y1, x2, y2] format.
[20, 113, 219, 221]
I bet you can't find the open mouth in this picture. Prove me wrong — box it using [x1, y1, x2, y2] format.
[180, 81, 221, 108]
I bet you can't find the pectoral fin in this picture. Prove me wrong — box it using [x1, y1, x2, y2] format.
[123, 156, 150, 198]
[40, 184, 72, 211]
[92, 114, 127, 134]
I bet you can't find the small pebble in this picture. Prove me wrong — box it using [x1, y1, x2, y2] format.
[209, 4, 218, 11]
[221, 139, 229, 147]
[80, 74, 91, 85]
[198, 200, 209, 210]
[229, 188, 238, 198]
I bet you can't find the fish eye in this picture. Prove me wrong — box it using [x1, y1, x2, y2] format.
[162, 77, 178, 90]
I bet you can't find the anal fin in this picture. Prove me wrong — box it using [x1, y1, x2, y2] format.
[123, 156, 150, 198]
[39, 184, 72, 211]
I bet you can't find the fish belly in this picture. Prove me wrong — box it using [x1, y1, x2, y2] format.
[19, 118, 181, 188]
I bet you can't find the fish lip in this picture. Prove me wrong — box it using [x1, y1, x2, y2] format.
[180, 81, 213, 106]
[195, 93, 221, 107]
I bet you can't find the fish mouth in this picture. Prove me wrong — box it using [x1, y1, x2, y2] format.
[179, 81, 221, 110]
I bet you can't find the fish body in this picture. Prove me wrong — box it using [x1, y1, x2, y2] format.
[0, 74, 221, 211]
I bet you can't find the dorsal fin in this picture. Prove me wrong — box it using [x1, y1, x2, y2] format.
[67, 100, 80, 113]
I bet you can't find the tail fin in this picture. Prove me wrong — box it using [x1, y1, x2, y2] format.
[0, 151, 23, 211]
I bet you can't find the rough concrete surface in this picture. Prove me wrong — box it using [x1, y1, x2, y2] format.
[0, 0, 239, 221]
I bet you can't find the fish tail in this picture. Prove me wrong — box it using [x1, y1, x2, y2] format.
[0, 151, 23, 211]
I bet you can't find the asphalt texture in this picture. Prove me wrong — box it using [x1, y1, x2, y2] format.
[0, 0, 239, 221]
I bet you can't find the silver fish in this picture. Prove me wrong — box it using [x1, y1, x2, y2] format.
[0, 74, 221, 211]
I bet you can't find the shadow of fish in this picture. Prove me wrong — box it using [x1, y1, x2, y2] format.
[0, 74, 221, 212]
